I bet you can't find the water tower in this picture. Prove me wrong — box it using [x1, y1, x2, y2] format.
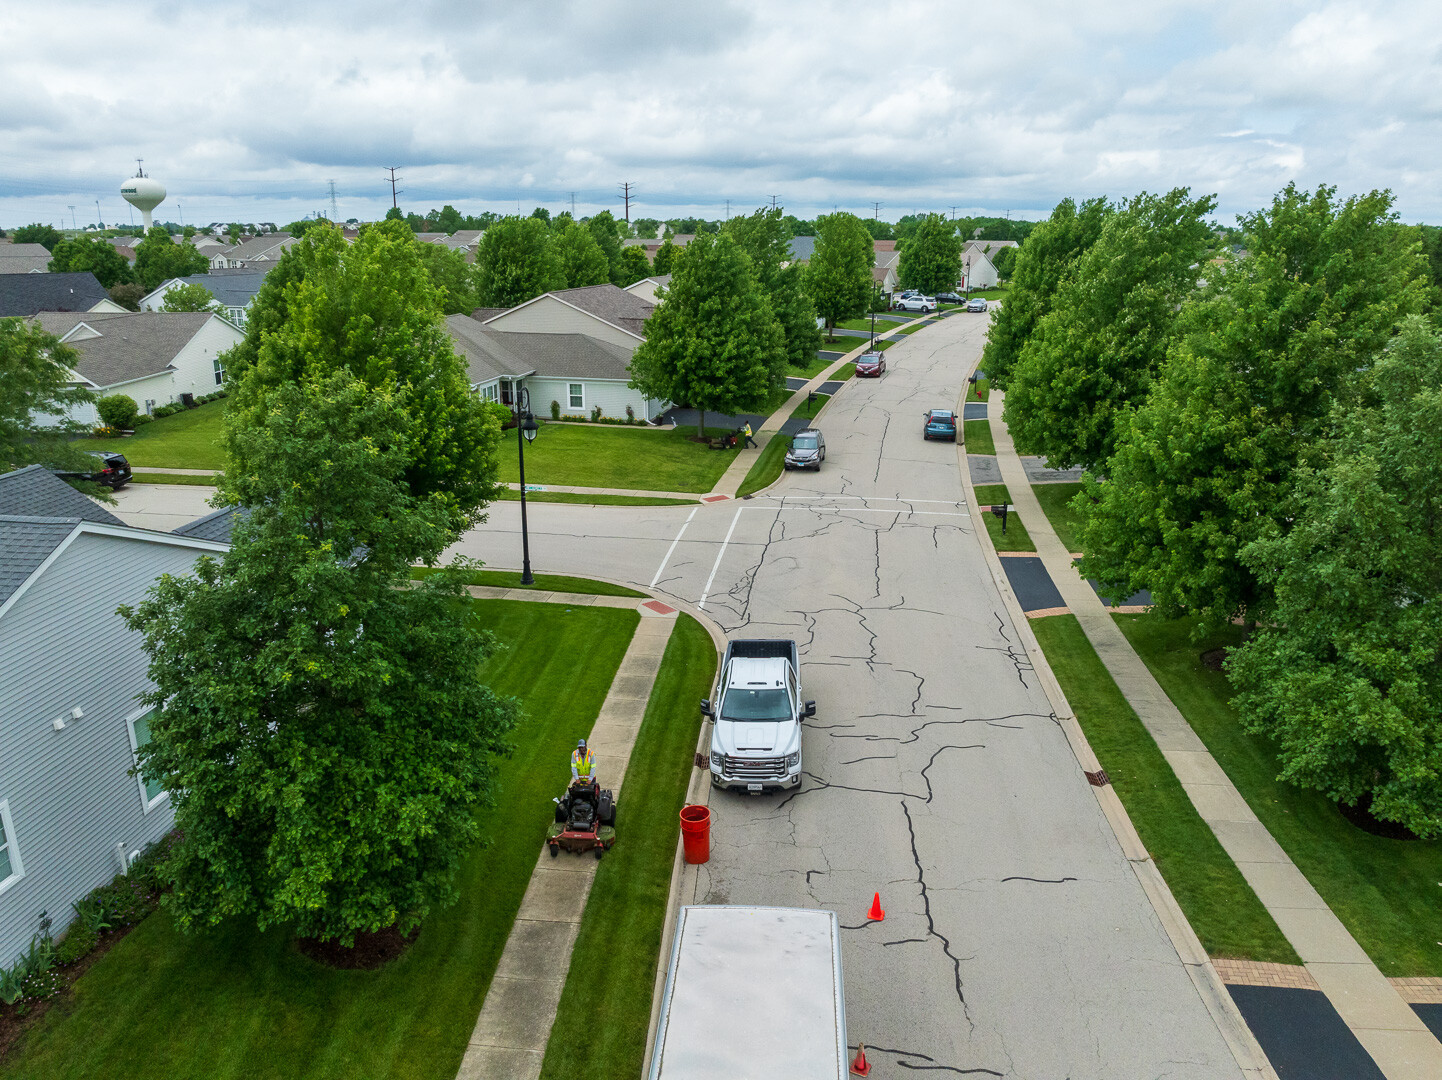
[120, 161, 166, 230]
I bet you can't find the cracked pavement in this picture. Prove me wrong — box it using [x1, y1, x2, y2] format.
[444, 316, 1246, 1077]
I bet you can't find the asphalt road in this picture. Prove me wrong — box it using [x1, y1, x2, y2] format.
[110, 315, 1244, 1077]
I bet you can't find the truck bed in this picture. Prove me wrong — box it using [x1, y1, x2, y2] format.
[724, 638, 800, 666]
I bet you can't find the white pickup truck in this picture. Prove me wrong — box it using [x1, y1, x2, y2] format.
[702, 638, 814, 791]
[647, 905, 850, 1080]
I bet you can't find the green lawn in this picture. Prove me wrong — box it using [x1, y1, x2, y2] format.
[735, 432, 791, 498]
[835, 317, 900, 333]
[790, 355, 838, 380]
[1031, 482, 1086, 553]
[1115, 614, 1442, 976]
[82, 399, 228, 470]
[503, 423, 737, 492]
[980, 507, 1035, 552]
[410, 567, 646, 598]
[963, 420, 995, 456]
[968, 376, 991, 401]
[540, 615, 716, 1079]
[130, 471, 221, 486]
[498, 491, 695, 507]
[793, 391, 831, 425]
[3, 601, 640, 1080]
[1031, 617, 1299, 963]
[834, 362, 858, 379]
[972, 483, 1010, 506]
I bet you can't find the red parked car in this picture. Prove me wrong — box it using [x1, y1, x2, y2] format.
[855, 351, 886, 377]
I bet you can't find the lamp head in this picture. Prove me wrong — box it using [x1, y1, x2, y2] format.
[522, 412, 539, 443]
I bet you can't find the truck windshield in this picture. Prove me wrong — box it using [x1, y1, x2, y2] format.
[721, 688, 791, 721]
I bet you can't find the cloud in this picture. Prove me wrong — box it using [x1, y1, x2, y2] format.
[1, 0, 1440, 227]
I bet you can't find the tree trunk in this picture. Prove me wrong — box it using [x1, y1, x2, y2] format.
[699, 408, 706, 442]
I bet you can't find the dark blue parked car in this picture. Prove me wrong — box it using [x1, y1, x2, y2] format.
[923, 410, 957, 441]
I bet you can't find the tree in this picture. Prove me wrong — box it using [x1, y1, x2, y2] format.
[1228, 318, 1442, 837]
[120, 372, 519, 944]
[991, 245, 1017, 280]
[980, 197, 1111, 390]
[552, 220, 611, 289]
[805, 212, 873, 337]
[586, 210, 626, 284]
[724, 206, 820, 367]
[108, 282, 146, 311]
[160, 283, 221, 313]
[226, 223, 243, 246]
[224, 220, 503, 528]
[475, 216, 566, 308]
[633, 218, 661, 240]
[12, 223, 61, 251]
[1079, 184, 1429, 629]
[1003, 189, 1217, 471]
[48, 236, 134, 289]
[897, 213, 962, 295]
[628, 231, 786, 438]
[435, 205, 465, 233]
[384, 206, 404, 222]
[413, 242, 481, 314]
[0, 318, 99, 474]
[652, 239, 678, 276]
[618, 244, 651, 286]
[134, 226, 210, 291]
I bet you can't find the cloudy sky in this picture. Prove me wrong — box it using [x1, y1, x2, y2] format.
[2, 0, 1439, 229]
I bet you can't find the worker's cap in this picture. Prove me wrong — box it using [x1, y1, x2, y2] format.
[577, 739, 587, 751]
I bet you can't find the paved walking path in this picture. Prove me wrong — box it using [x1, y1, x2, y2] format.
[456, 588, 680, 1080]
[986, 389, 1442, 1080]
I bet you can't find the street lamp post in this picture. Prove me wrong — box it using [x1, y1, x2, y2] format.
[515, 386, 539, 585]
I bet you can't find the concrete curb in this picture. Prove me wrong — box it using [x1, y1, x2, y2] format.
[962, 375, 1281, 1080]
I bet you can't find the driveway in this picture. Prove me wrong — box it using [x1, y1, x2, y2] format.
[445, 317, 1244, 1077]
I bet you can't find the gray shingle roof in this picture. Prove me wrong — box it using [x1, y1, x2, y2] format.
[546, 284, 653, 338]
[0, 465, 124, 526]
[173, 504, 248, 543]
[446, 316, 538, 384]
[160, 271, 268, 308]
[0, 254, 52, 274]
[0, 272, 109, 317]
[446, 317, 635, 383]
[215, 236, 296, 264]
[31, 310, 215, 387]
[787, 236, 817, 263]
[0, 516, 81, 606]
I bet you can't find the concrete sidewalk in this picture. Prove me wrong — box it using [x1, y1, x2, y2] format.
[455, 589, 680, 1080]
[987, 389, 1442, 1080]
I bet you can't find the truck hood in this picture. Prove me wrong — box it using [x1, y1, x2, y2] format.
[712, 720, 799, 757]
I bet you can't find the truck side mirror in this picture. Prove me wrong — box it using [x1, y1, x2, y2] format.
[804, 700, 816, 718]
[700, 699, 714, 718]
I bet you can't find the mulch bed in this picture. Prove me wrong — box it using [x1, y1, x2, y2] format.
[296, 925, 418, 970]
[1200, 648, 1228, 672]
[1337, 793, 1420, 841]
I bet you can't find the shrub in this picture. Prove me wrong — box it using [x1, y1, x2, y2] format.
[126, 831, 180, 894]
[591, 405, 603, 422]
[20, 969, 65, 1003]
[625, 404, 635, 423]
[131, 413, 154, 426]
[54, 923, 97, 965]
[550, 399, 561, 421]
[96, 394, 139, 430]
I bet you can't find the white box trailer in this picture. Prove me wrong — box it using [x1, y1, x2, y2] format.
[647, 905, 849, 1079]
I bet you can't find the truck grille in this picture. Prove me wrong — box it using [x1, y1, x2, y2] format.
[724, 755, 788, 780]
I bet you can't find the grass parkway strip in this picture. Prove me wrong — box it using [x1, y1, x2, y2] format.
[1, 598, 638, 1080]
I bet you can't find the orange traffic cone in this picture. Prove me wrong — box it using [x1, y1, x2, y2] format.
[850, 1043, 872, 1076]
[867, 892, 884, 921]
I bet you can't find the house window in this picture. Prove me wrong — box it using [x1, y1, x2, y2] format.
[479, 384, 499, 403]
[568, 383, 584, 410]
[127, 709, 167, 810]
[0, 800, 24, 893]
[213, 357, 225, 386]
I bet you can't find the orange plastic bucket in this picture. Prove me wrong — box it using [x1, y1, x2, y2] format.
[679, 804, 711, 864]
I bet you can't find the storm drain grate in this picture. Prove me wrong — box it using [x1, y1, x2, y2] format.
[1085, 769, 1111, 787]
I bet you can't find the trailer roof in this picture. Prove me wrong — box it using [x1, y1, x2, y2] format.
[651, 906, 846, 1080]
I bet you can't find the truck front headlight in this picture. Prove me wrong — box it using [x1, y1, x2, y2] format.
[786, 752, 800, 768]
[711, 751, 725, 769]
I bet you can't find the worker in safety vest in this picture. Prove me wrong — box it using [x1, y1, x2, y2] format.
[571, 739, 597, 785]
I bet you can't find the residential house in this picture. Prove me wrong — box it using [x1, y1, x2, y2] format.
[960, 244, 1000, 290]
[872, 264, 899, 294]
[453, 284, 669, 421]
[30, 311, 244, 426]
[137, 269, 270, 329]
[623, 274, 671, 305]
[0, 244, 54, 275]
[0, 273, 125, 318]
[209, 235, 298, 270]
[621, 234, 695, 259]
[786, 235, 817, 264]
[0, 465, 229, 965]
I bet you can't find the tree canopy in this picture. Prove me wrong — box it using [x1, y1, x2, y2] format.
[628, 231, 786, 436]
[1078, 183, 1429, 628]
[48, 235, 135, 289]
[134, 226, 210, 291]
[160, 283, 221, 313]
[1228, 318, 1442, 837]
[553, 219, 611, 289]
[897, 213, 962, 295]
[724, 206, 820, 368]
[586, 210, 626, 284]
[1003, 188, 1217, 471]
[617, 244, 652, 287]
[652, 239, 679, 276]
[12, 223, 61, 251]
[121, 372, 519, 944]
[805, 212, 874, 335]
[980, 197, 1111, 390]
[223, 220, 503, 529]
[413, 242, 481, 315]
[475, 216, 565, 308]
[0, 318, 100, 475]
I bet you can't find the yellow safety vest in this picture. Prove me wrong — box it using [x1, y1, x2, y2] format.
[573, 750, 594, 777]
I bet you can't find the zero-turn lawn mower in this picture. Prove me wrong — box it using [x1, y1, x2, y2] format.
[548, 778, 616, 859]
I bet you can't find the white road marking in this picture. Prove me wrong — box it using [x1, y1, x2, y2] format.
[649, 505, 698, 587]
[698, 505, 743, 610]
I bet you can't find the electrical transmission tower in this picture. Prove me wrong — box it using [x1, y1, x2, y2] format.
[769, 194, 780, 209]
[618, 181, 634, 222]
[383, 167, 403, 209]
[872, 202, 882, 219]
[328, 180, 339, 221]
[569, 191, 577, 216]
[724, 199, 731, 220]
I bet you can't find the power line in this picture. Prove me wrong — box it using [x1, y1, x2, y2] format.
[383, 166, 403, 209]
[618, 181, 633, 222]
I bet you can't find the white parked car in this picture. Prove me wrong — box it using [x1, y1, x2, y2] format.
[894, 294, 935, 313]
